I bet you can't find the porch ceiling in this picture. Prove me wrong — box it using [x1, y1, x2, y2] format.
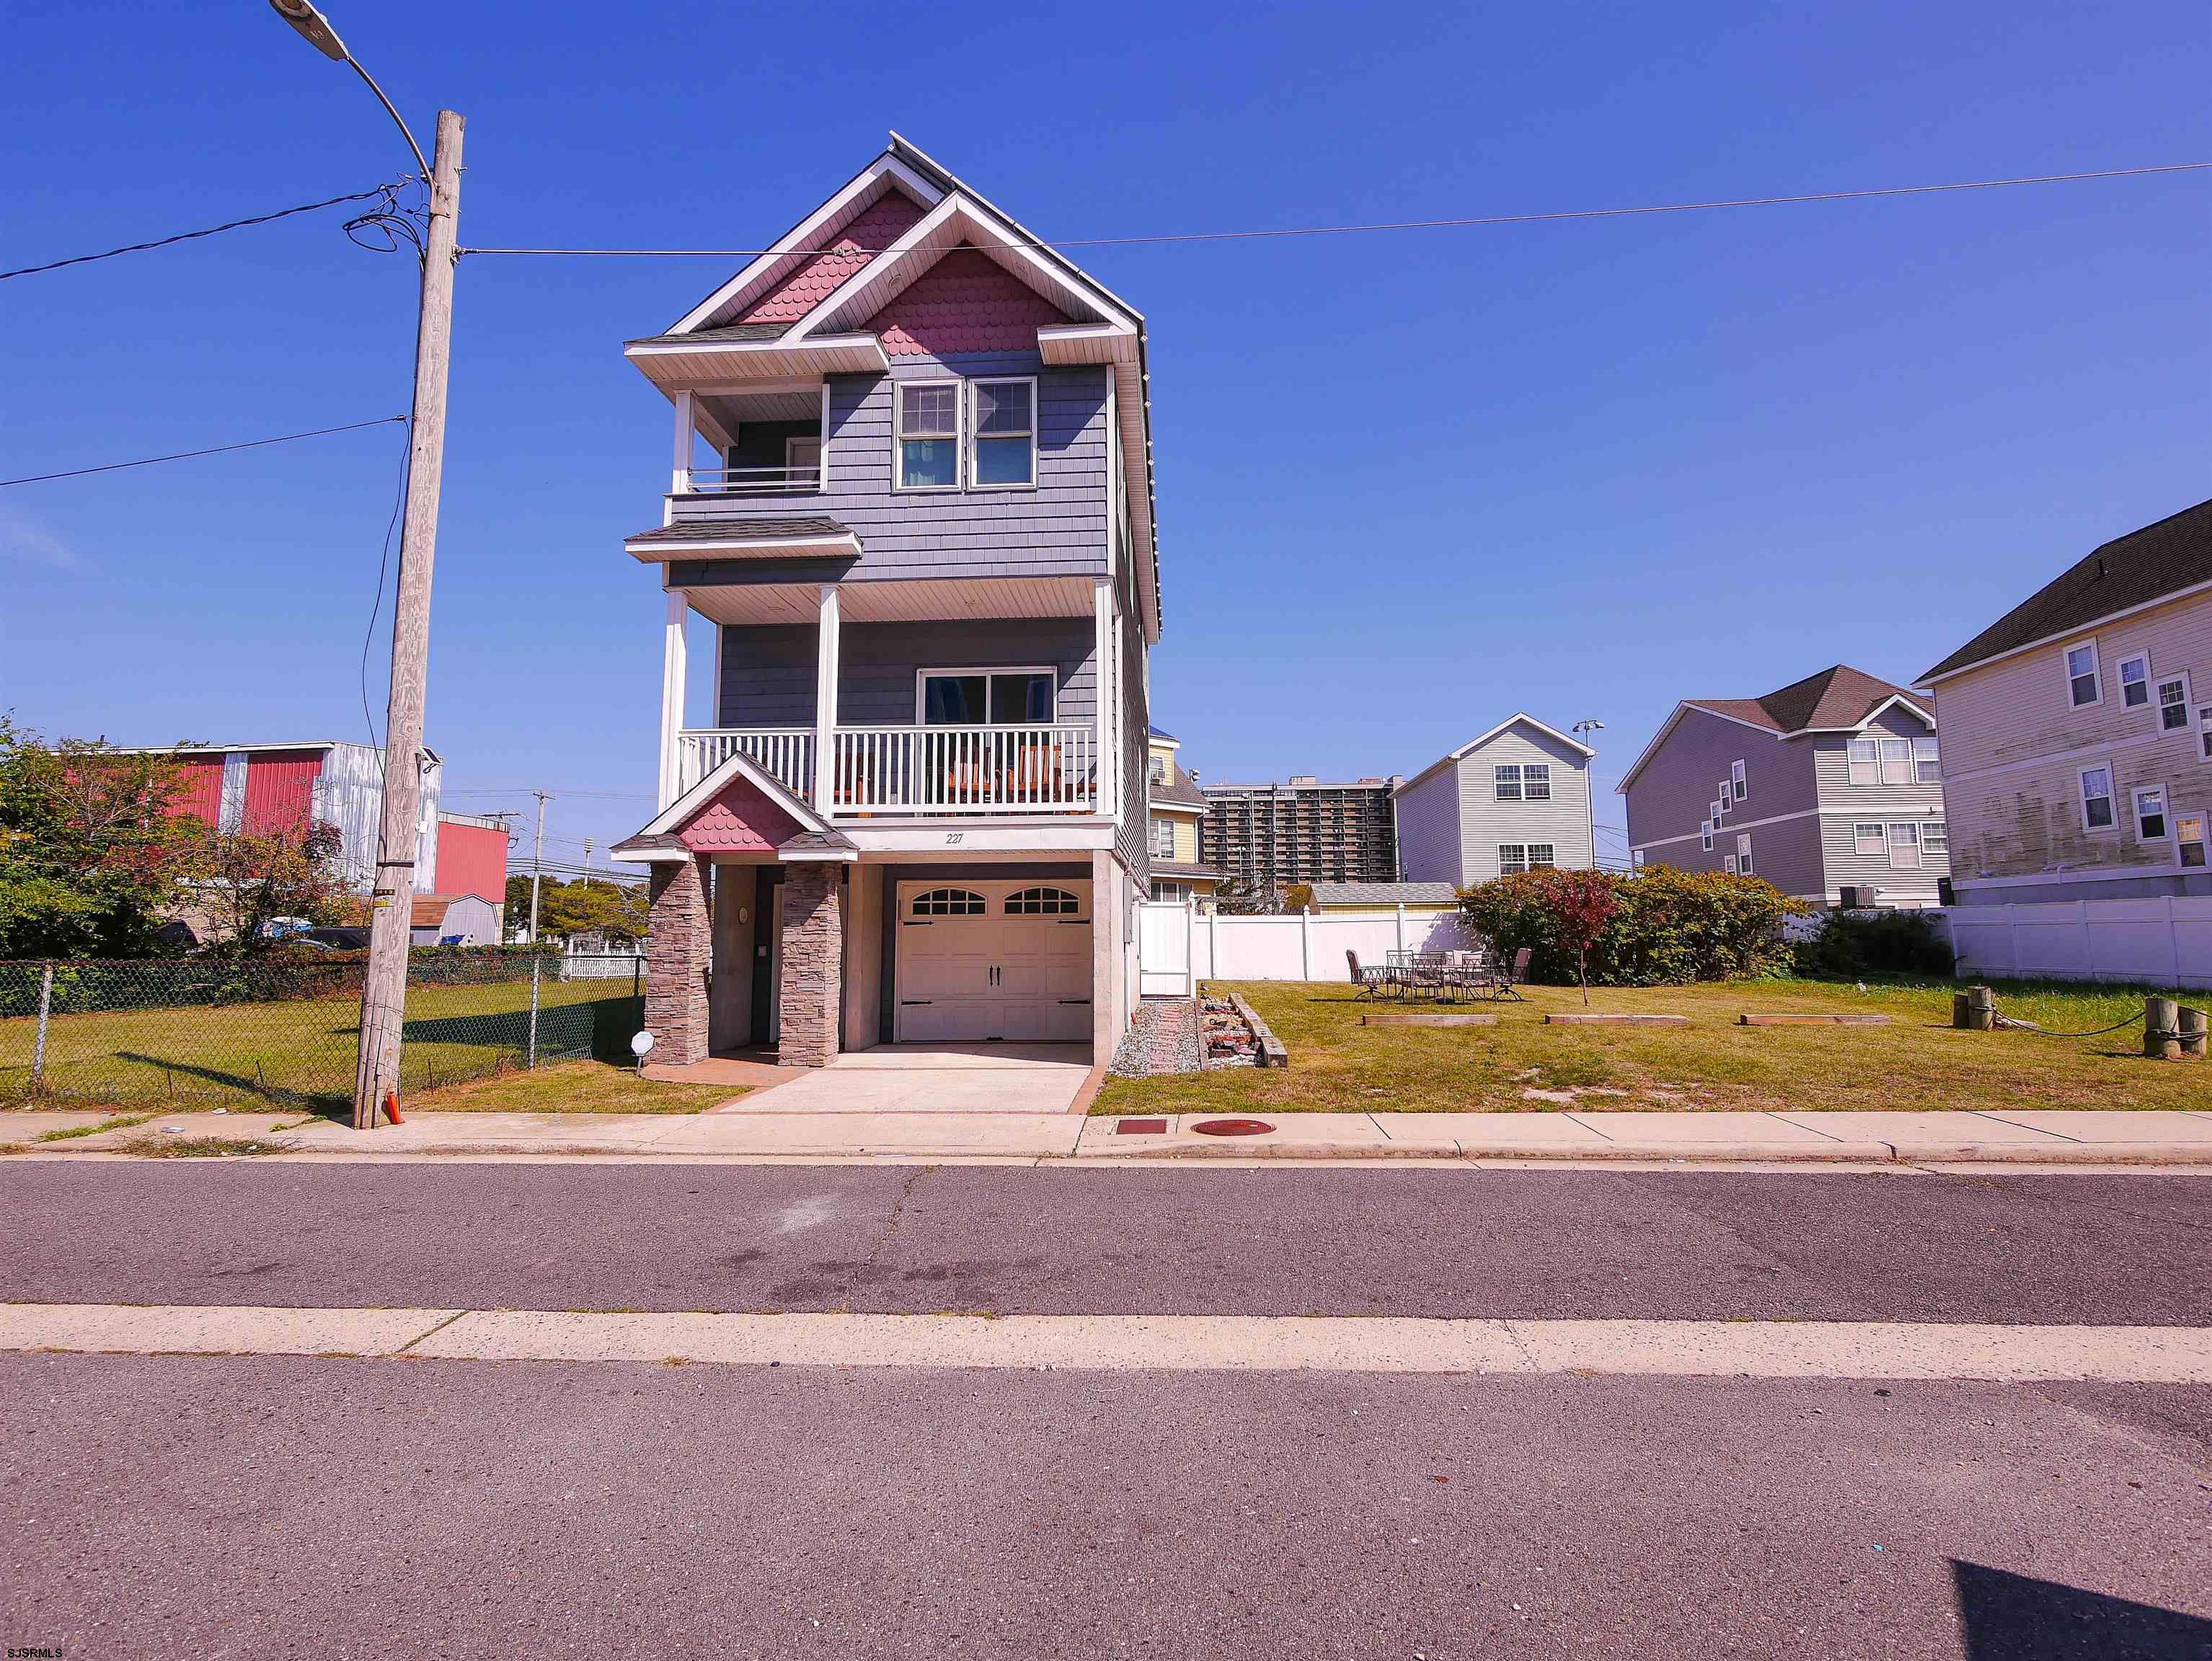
[679, 573, 1098, 627]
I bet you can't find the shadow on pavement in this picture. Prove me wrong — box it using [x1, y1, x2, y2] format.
[1953, 1559, 2212, 1659]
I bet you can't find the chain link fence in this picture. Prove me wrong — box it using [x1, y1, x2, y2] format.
[0, 949, 645, 1110]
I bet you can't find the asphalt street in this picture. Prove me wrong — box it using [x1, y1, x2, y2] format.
[3, 1164, 2208, 1658]
[0, 1163, 2206, 1321]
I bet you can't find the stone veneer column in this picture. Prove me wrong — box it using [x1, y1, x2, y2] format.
[777, 862, 843, 1068]
[645, 855, 711, 1067]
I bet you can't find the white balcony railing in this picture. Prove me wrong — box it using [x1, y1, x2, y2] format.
[678, 465, 821, 496]
[673, 725, 1100, 816]
[676, 729, 813, 800]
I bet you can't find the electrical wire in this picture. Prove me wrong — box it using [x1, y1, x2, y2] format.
[0, 415, 407, 489]
[359, 416, 413, 757]
[459, 162, 2211, 260]
[1, 180, 414, 282]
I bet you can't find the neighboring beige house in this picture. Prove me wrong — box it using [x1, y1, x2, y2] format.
[1393, 714, 1597, 886]
[1621, 666, 1949, 908]
[1145, 727, 1224, 908]
[1919, 498, 2212, 903]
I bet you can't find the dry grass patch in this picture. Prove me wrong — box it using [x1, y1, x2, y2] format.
[408, 1059, 738, 1115]
[1092, 978, 2208, 1115]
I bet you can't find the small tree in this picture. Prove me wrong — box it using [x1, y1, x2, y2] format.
[1534, 868, 1619, 1005]
[193, 820, 350, 952]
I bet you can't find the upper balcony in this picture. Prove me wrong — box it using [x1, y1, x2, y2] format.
[674, 723, 1100, 816]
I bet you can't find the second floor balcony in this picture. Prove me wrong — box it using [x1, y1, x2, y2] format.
[675, 722, 1099, 815]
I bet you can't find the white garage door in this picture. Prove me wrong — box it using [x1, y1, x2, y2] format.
[895, 879, 1092, 1044]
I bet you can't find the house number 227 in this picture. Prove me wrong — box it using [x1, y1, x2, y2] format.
[944, 831, 965, 844]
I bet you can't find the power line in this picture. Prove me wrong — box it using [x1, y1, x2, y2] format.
[360, 417, 412, 758]
[1, 180, 414, 283]
[0, 415, 407, 489]
[459, 161, 2210, 260]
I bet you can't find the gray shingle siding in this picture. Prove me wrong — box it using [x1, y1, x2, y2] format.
[676, 360, 1110, 584]
[717, 619, 1097, 727]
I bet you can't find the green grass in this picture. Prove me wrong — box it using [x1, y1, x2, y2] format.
[35, 1110, 159, 1143]
[0, 978, 639, 1110]
[407, 1059, 738, 1115]
[121, 1134, 294, 1159]
[1094, 976, 2210, 1115]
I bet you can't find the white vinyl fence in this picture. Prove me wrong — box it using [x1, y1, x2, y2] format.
[1134, 904, 1476, 991]
[1943, 897, 2212, 991]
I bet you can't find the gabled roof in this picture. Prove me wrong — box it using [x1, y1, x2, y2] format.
[627, 136, 1162, 642]
[610, 746, 833, 864]
[1395, 713, 1594, 797]
[1151, 758, 1208, 810]
[1920, 498, 2212, 683]
[1615, 666, 1932, 794]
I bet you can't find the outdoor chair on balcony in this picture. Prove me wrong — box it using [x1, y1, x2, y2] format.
[1006, 741, 1063, 805]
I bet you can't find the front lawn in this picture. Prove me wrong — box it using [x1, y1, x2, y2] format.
[407, 1060, 738, 1115]
[1093, 978, 2208, 1115]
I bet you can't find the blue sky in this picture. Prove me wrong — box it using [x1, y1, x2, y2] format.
[4, 1, 2206, 872]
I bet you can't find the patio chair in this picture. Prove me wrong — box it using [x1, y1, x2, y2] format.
[1346, 949, 1390, 998]
[1480, 946, 1532, 1002]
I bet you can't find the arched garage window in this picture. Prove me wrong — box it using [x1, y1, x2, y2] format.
[1005, 887, 1081, 914]
[911, 888, 986, 916]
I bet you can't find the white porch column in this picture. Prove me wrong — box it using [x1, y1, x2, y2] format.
[1093, 577, 1116, 818]
[658, 588, 689, 810]
[813, 585, 841, 816]
[671, 389, 696, 503]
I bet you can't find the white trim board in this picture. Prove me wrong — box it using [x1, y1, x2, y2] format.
[1631, 807, 1818, 852]
[1396, 712, 1595, 797]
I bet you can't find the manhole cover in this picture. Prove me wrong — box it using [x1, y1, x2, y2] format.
[1190, 1117, 1274, 1137]
[1115, 1118, 1169, 1135]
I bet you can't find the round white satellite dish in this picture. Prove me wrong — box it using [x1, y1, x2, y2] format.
[630, 1030, 656, 1058]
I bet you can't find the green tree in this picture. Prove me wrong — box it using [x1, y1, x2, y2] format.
[0, 717, 200, 957]
[507, 874, 647, 944]
[195, 820, 351, 952]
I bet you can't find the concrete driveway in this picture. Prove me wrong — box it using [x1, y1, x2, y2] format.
[713, 1042, 1092, 1115]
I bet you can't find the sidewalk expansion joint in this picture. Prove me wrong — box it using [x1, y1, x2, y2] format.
[396, 1309, 472, 1354]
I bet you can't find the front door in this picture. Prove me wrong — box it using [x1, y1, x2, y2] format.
[895, 879, 1092, 1043]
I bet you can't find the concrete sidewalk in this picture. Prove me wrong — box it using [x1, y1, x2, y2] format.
[6, 1104, 2212, 1166]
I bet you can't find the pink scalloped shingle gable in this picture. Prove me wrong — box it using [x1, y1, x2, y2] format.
[863, 247, 1075, 357]
[677, 774, 803, 854]
[736, 192, 929, 325]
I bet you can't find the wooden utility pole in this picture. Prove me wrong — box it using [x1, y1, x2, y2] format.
[528, 790, 551, 940]
[353, 108, 464, 1129]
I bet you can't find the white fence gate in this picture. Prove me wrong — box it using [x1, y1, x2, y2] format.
[1136, 903, 1477, 986]
[1136, 900, 1193, 996]
[1943, 896, 2212, 990]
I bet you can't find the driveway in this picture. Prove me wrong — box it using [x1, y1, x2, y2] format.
[714, 1042, 1092, 1115]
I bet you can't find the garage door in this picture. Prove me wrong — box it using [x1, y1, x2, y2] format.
[895, 880, 1092, 1043]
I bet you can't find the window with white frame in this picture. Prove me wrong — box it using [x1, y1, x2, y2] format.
[1709, 797, 1725, 822]
[2202, 702, 2212, 761]
[1151, 880, 1190, 903]
[784, 434, 823, 487]
[1913, 736, 1940, 783]
[1494, 765, 1523, 800]
[2156, 673, 2192, 733]
[2118, 653, 2150, 708]
[1523, 763, 1552, 801]
[2065, 642, 2100, 708]
[2177, 812, 2208, 870]
[2079, 764, 2115, 831]
[1735, 832, 1753, 875]
[1497, 843, 1531, 874]
[1152, 817, 1176, 859]
[1878, 738, 1913, 784]
[1854, 822, 1886, 856]
[1528, 843, 1557, 869]
[968, 378, 1036, 487]
[1724, 854, 1738, 874]
[1923, 821, 1949, 857]
[1846, 737, 1915, 786]
[895, 382, 960, 490]
[1885, 821, 1921, 868]
[919, 668, 1055, 725]
[1148, 753, 1168, 784]
[1632, 849, 1645, 868]
[1730, 759, 1747, 802]
[1715, 781, 1731, 815]
[1699, 820, 1713, 851]
[2134, 785, 2169, 843]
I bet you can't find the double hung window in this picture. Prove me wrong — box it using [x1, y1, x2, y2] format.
[896, 383, 960, 490]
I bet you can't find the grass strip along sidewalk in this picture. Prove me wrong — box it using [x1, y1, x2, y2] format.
[1096, 978, 2209, 1117]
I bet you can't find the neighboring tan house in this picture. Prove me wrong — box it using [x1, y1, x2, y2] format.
[609, 136, 1160, 1069]
[1393, 714, 1597, 885]
[1621, 666, 1949, 908]
[1144, 727, 1224, 907]
[1917, 499, 2212, 903]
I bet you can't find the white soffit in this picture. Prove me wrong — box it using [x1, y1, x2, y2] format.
[678, 574, 1097, 627]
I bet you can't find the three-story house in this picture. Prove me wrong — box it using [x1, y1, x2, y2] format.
[611, 138, 1159, 1069]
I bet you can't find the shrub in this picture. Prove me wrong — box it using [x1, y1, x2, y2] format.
[1792, 908, 1955, 980]
[1459, 867, 1805, 986]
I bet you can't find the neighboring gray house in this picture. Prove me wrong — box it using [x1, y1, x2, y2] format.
[1620, 665, 1949, 908]
[610, 136, 1160, 1071]
[1393, 714, 1597, 886]
[1917, 498, 2211, 903]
